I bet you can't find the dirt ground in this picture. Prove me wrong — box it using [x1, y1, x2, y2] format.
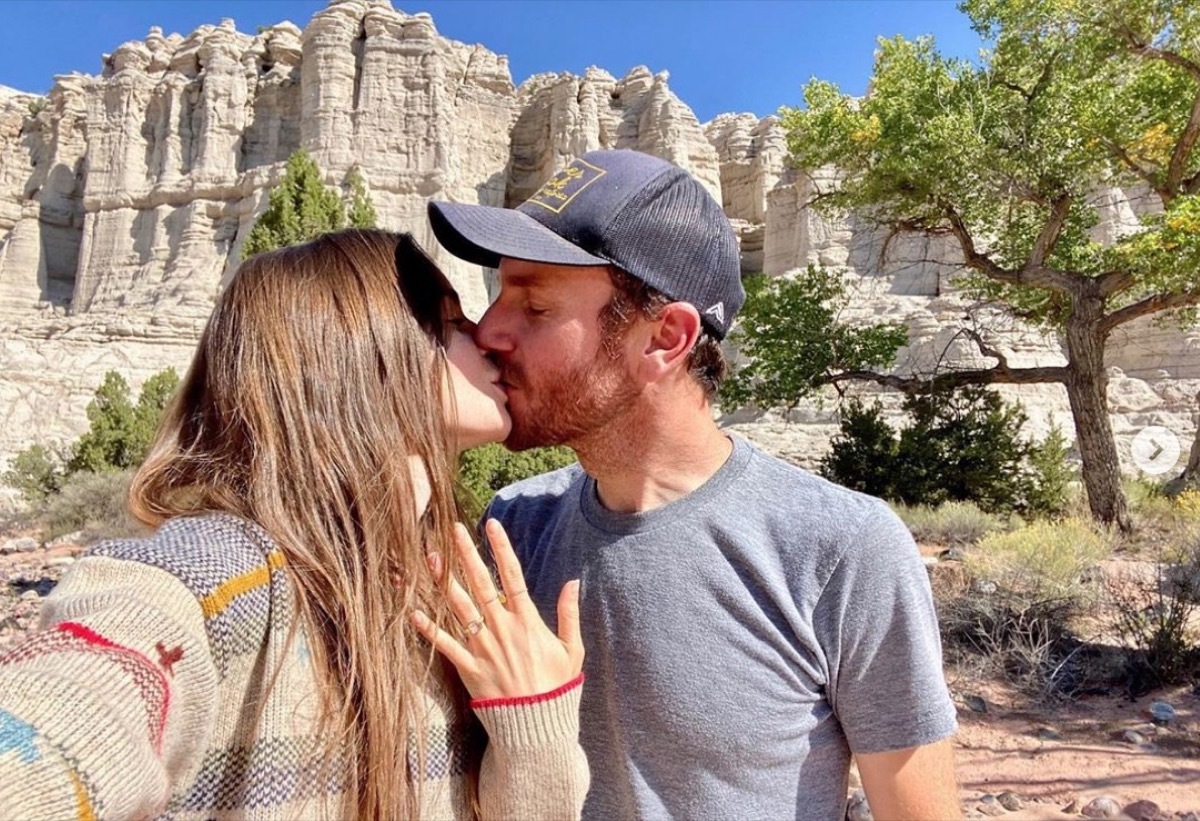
[923, 544, 1200, 820]
[949, 677, 1199, 818]
[4, 537, 1200, 819]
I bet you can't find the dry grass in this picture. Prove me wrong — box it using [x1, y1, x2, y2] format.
[23, 469, 146, 541]
[892, 500, 1017, 547]
[937, 519, 1114, 699]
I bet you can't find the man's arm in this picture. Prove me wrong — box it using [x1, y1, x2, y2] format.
[856, 738, 962, 820]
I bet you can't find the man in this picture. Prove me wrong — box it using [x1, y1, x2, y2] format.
[428, 150, 960, 820]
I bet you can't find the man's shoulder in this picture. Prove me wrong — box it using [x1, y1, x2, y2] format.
[732, 439, 914, 577]
[739, 438, 893, 523]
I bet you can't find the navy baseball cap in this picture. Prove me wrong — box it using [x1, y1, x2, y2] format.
[428, 149, 744, 339]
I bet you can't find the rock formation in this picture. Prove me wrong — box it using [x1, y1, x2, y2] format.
[0, 0, 727, 495]
[1, 0, 1198, 503]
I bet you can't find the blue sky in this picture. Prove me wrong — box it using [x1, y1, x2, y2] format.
[0, 1, 983, 123]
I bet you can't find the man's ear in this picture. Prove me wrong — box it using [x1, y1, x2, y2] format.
[637, 302, 701, 380]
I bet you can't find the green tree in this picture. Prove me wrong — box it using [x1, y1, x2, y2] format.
[345, 166, 378, 229]
[817, 399, 900, 500]
[65, 369, 180, 475]
[130, 368, 181, 462]
[820, 386, 1062, 514]
[67, 372, 139, 474]
[242, 149, 348, 258]
[720, 267, 909, 412]
[2, 444, 65, 504]
[1025, 424, 1075, 517]
[782, 0, 1200, 531]
[895, 387, 1035, 513]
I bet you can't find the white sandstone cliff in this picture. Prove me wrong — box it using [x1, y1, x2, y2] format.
[0, 0, 724, 491]
[0, 0, 1196, 503]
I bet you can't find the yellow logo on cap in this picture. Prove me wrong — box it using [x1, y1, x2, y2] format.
[527, 158, 606, 214]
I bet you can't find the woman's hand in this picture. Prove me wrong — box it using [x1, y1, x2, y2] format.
[411, 519, 583, 701]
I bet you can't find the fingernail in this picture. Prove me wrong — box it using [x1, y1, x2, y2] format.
[426, 553, 442, 575]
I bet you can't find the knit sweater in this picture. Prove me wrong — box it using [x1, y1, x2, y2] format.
[0, 513, 589, 820]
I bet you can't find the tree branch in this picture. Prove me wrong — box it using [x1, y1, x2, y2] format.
[1027, 194, 1072, 270]
[833, 364, 1068, 392]
[1116, 20, 1200, 79]
[1100, 289, 1200, 335]
[1166, 87, 1200, 194]
[1027, 48, 1060, 105]
[1097, 269, 1135, 297]
[994, 49, 1058, 104]
[831, 326, 1067, 393]
[995, 78, 1034, 101]
[1127, 41, 1200, 81]
[941, 203, 1075, 292]
[1099, 135, 1163, 196]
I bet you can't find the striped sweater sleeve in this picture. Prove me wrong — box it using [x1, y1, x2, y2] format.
[0, 555, 219, 820]
[472, 675, 590, 821]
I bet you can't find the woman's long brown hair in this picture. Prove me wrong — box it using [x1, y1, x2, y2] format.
[129, 229, 476, 820]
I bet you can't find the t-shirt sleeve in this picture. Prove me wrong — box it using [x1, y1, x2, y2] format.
[813, 501, 957, 754]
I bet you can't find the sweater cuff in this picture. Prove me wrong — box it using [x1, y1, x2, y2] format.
[471, 674, 583, 747]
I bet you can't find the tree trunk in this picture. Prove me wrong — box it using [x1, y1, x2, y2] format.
[1064, 288, 1132, 532]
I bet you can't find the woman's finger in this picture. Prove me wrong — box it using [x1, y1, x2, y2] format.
[484, 519, 534, 614]
[557, 579, 584, 664]
[454, 523, 503, 613]
[410, 611, 478, 674]
[431, 551, 486, 631]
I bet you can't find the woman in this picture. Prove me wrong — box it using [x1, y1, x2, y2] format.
[0, 230, 587, 820]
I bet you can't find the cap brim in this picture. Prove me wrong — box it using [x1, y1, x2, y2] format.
[429, 201, 609, 269]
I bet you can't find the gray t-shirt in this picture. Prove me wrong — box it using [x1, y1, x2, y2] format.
[486, 435, 956, 821]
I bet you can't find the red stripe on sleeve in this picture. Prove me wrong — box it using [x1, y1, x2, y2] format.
[470, 673, 584, 710]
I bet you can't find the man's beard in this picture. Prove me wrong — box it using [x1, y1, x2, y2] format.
[501, 353, 639, 452]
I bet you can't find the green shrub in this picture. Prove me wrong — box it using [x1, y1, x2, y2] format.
[822, 386, 1064, 515]
[457, 444, 576, 518]
[34, 469, 146, 541]
[819, 400, 898, 500]
[4, 369, 178, 532]
[3, 444, 66, 504]
[968, 519, 1111, 600]
[1025, 425, 1074, 517]
[897, 387, 1034, 512]
[345, 167, 378, 229]
[242, 150, 378, 258]
[67, 369, 179, 475]
[892, 500, 1014, 547]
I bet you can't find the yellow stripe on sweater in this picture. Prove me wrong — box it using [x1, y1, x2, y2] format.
[70, 772, 95, 821]
[200, 550, 286, 619]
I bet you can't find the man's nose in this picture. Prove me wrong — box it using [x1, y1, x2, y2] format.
[473, 303, 510, 352]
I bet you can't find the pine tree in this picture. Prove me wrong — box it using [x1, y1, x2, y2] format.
[64, 369, 180, 475]
[345, 166, 378, 229]
[242, 149, 347, 258]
